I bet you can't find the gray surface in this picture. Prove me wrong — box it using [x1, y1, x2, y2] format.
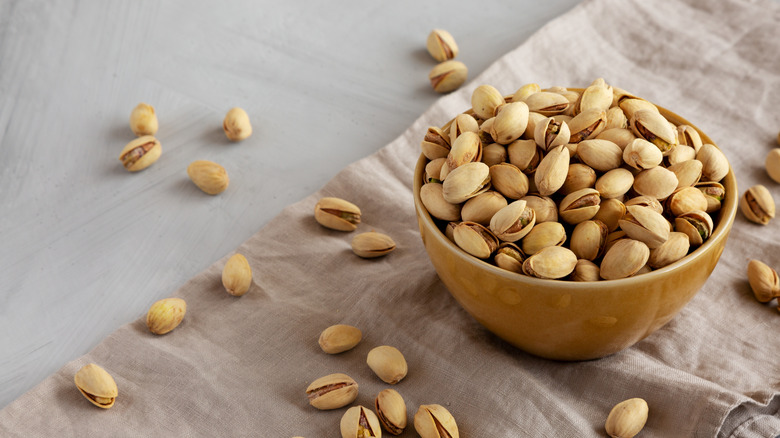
[0, 0, 583, 409]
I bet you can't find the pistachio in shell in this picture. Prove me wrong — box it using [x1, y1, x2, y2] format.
[421, 127, 451, 160]
[375, 389, 407, 435]
[570, 220, 609, 261]
[453, 221, 499, 259]
[521, 221, 566, 256]
[605, 107, 628, 130]
[489, 163, 529, 199]
[461, 191, 507, 225]
[740, 184, 775, 225]
[534, 144, 570, 196]
[222, 253, 253, 296]
[668, 144, 697, 166]
[677, 124, 703, 150]
[367, 345, 408, 384]
[494, 242, 526, 273]
[595, 168, 634, 200]
[74, 363, 118, 409]
[561, 163, 597, 196]
[593, 198, 626, 232]
[668, 159, 703, 189]
[513, 83, 541, 102]
[489, 200, 536, 242]
[605, 398, 649, 438]
[600, 239, 650, 280]
[490, 101, 529, 145]
[449, 113, 479, 142]
[426, 29, 458, 62]
[696, 143, 729, 182]
[521, 194, 558, 223]
[568, 108, 607, 143]
[119, 135, 162, 172]
[534, 117, 571, 151]
[632, 166, 678, 200]
[446, 131, 482, 172]
[559, 188, 601, 224]
[522, 246, 578, 279]
[666, 187, 708, 217]
[429, 61, 468, 93]
[340, 405, 382, 438]
[146, 297, 187, 335]
[575, 80, 613, 114]
[577, 139, 623, 172]
[442, 162, 491, 204]
[471, 85, 505, 119]
[674, 210, 713, 246]
[414, 404, 459, 438]
[425, 158, 447, 184]
[630, 109, 677, 155]
[319, 324, 362, 354]
[618, 205, 671, 249]
[624, 195, 664, 214]
[481, 143, 508, 167]
[765, 148, 780, 183]
[315, 197, 362, 231]
[306, 373, 359, 410]
[352, 232, 396, 258]
[570, 259, 601, 282]
[524, 91, 570, 116]
[596, 128, 636, 150]
[747, 259, 780, 303]
[648, 232, 690, 269]
[623, 138, 662, 170]
[695, 181, 725, 213]
[420, 183, 462, 222]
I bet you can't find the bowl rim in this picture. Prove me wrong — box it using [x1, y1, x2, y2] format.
[413, 99, 738, 291]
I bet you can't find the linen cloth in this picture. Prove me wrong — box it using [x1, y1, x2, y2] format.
[3, 0, 780, 435]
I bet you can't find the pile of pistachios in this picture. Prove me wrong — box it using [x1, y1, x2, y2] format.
[419, 79, 730, 281]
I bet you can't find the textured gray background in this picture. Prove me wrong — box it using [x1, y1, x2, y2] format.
[0, 0, 584, 408]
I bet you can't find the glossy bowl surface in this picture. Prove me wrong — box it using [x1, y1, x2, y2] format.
[413, 100, 737, 360]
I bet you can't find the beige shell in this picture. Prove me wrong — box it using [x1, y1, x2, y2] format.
[494, 242, 525, 273]
[577, 139, 623, 172]
[119, 135, 162, 172]
[571, 259, 601, 282]
[340, 406, 382, 438]
[306, 373, 359, 410]
[567, 108, 607, 143]
[696, 143, 729, 182]
[489, 200, 536, 242]
[696, 181, 725, 213]
[562, 163, 597, 196]
[314, 197, 362, 231]
[747, 259, 780, 303]
[420, 183, 461, 222]
[421, 127, 451, 160]
[74, 363, 118, 409]
[146, 297, 187, 335]
[534, 145, 570, 196]
[534, 117, 571, 151]
[490, 102, 529, 145]
[677, 124, 703, 150]
[367, 346, 408, 384]
[129, 103, 158, 136]
[429, 61, 468, 93]
[666, 187, 708, 217]
[471, 85, 505, 119]
[222, 253, 253, 296]
[424, 158, 446, 183]
[740, 184, 775, 225]
[604, 107, 628, 130]
[524, 91, 570, 116]
[619, 98, 658, 120]
[318, 324, 362, 354]
[596, 128, 636, 149]
[223, 107, 252, 141]
[570, 220, 609, 261]
[605, 398, 649, 438]
[618, 205, 670, 249]
[449, 113, 479, 142]
[630, 109, 677, 155]
[446, 131, 482, 172]
[668, 144, 697, 166]
[522, 246, 578, 279]
[624, 195, 663, 214]
[559, 188, 601, 224]
[576, 81, 613, 114]
[442, 162, 491, 204]
[593, 198, 626, 232]
[461, 191, 507, 225]
[513, 83, 541, 102]
[453, 221, 499, 259]
[623, 138, 662, 170]
[667, 159, 703, 189]
[481, 143, 508, 166]
[507, 139, 542, 173]
[414, 404, 459, 438]
[375, 389, 407, 435]
[521, 221, 567, 256]
[632, 166, 678, 200]
[765, 148, 780, 183]
[674, 210, 713, 246]
[600, 239, 650, 280]
[648, 232, 690, 269]
[523, 112, 547, 140]
[521, 194, 559, 223]
[352, 232, 396, 258]
[426, 29, 458, 62]
[595, 168, 634, 199]
[489, 163, 529, 199]
[187, 160, 229, 195]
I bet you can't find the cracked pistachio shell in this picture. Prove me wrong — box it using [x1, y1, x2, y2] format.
[223, 107, 252, 141]
[523, 111, 547, 140]
[596, 168, 634, 199]
[605, 107, 628, 130]
[352, 232, 396, 258]
[449, 113, 479, 142]
[568, 108, 607, 143]
[494, 242, 526, 273]
[481, 143, 507, 167]
[507, 139, 542, 173]
[426, 29, 458, 62]
[605, 398, 649, 438]
[425, 158, 447, 183]
[747, 259, 780, 303]
[453, 221, 499, 259]
[187, 160, 229, 195]
[146, 297, 186, 335]
[446, 131, 482, 172]
[490, 163, 529, 199]
[307, 373, 359, 410]
[489, 200, 536, 242]
[524, 92, 570, 116]
[596, 128, 636, 150]
[341, 406, 382, 438]
[462, 191, 507, 225]
[561, 163, 596, 196]
[471, 85, 505, 119]
[477, 118, 495, 145]
[593, 198, 626, 232]
[420, 183, 462, 221]
[740, 184, 775, 225]
[490, 102, 529, 145]
[600, 239, 650, 280]
[119, 135, 162, 172]
[375, 389, 407, 435]
[570, 220, 609, 261]
[668, 144, 697, 166]
[74, 363, 118, 409]
[666, 187, 708, 217]
[633, 166, 678, 200]
[625, 195, 664, 214]
[668, 159, 703, 189]
[696, 181, 725, 213]
[534, 117, 571, 151]
[630, 109, 677, 155]
[522, 246, 577, 279]
[696, 144, 729, 182]
[559, 188, 601, 224]
[129, 103, 158, 136]
[620, 98, 659, 120]
[677, 125, 703, 150]
[534, 145, 570, 196]
[648, 232, 690, 269]
[367, 346, 408, 384]
[421, 127, 451, 160]
[618, 205, 671, 249]
[429, 61, 468, 93]
[521, 221, 566, 256]
[521, 194, 558, 223]
[575, 81, 613, 114]
[674, 210, 713, 246]
[222, 253, 252, 296]
[513, 83, 541, 102]
[315, 197, 362, 231]
[623, 138, 663, 170]
[766, 149, 780, 183]
[414, 404, 459, 438]
[319, 324, 362, 354]
[571, 259, 601, 281]
[442, 162, 491, 204]
[577, 139, 623, 172]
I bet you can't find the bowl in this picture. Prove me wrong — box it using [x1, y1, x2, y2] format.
[412, 99, 738, 361]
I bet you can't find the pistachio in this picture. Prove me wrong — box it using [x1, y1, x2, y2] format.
[490, 102, 529, 145]
[568, 108, 607, 143]
[604, 230, 628, 254]
[596, 168, 634, 199]
[187, 160, 229, 195]
[524, 92, 570, 116]
[341, 406, 381, 438]
[521, 221, 566, 255]
[667, 159, 703, 189]
[600, 239, 650, 280]
[618, 205, 671, 249]
[577, 139, 623, 172]
[471, 85, 505, 119]
[668, 144, 697, 166]
[648, 232, 690, 269]
[559, 188, 601, 224]
[453, 221, 499, 259]
[740, 184, 775, 225]
[596, 128, 636, 149]
[571, 259, 601, 281]
[223, 107, 252, 141]
[523, 112, 547, 140]
[534, 145, 570, 196]
[593, 198, 626, 232]
[674, 210, 713, 246]
[522, 246, 578, 279]
[352, 232, 396, 258]
[534, 117, 571, 151]
[521, 194, 558, 223]
[489, 163, 529, 199]
[695, 181, 726, 213]
[490, 200, 536, 242]
[494, 242, 526, 273]
[119, 135, 162, 172]
[367, 345, 408, 384]
[461, 191, 507, 225]
[696, 143, 729, 182]
[620, 97, 659, 120]
[605, 398, 649, 438]
[414, 404, 459, 438]
[747, 259, 780, 303]
[630, 109, 677, 155]
[570, 220, 609, 261]
[375, 389, 407, 435]
[74, 363, 118, 409]
[624, 195, 664, 214]
[513, 83, 541, 102]
[442, 162, 491, 204]
[575, 80, 613, 114]
[623, 138, 662, 170]
[481, 143, 507, 167]
[561, 163, 597, 196]
[425, 158, 447, 183]
[426, 29, 459, 62]
[444, 222, 457, 241]
[306, 373, 359, 410]
[449, 113, 479, 142]
[319, 324, 362, 354]
[129, 103, 158, 136]
[507, 139, 542, 174]
[146, 297, 186, 335]
[765, 149, 780, 183]
[420, 183, 462, 221]
[446, 131, 482, 173]
[222, 253, 252, 296]
[314, 197, 362, 231]
[666, 187, 708, 217]
[429, 61, 468, 93]
[421, 127, 451, 160]
[632, 166, 678, 200]
[605, 107, 629, 130]
[677, 125, 703, 150]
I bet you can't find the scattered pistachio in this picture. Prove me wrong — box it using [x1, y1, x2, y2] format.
[129, 103, 158, 136]
[605, 398, 649, 438]
[426, 29, 459, 62]
[223, 107, 252, 141]
[187, 160, 229, 195]
[146, 297, 186, 335]
[74, 363, 118, 409]
[429, 61, 468, 93]
[222, 253, 252, 296]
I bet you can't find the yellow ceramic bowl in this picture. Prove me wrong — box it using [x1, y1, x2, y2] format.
[413, 103, 737, 361]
